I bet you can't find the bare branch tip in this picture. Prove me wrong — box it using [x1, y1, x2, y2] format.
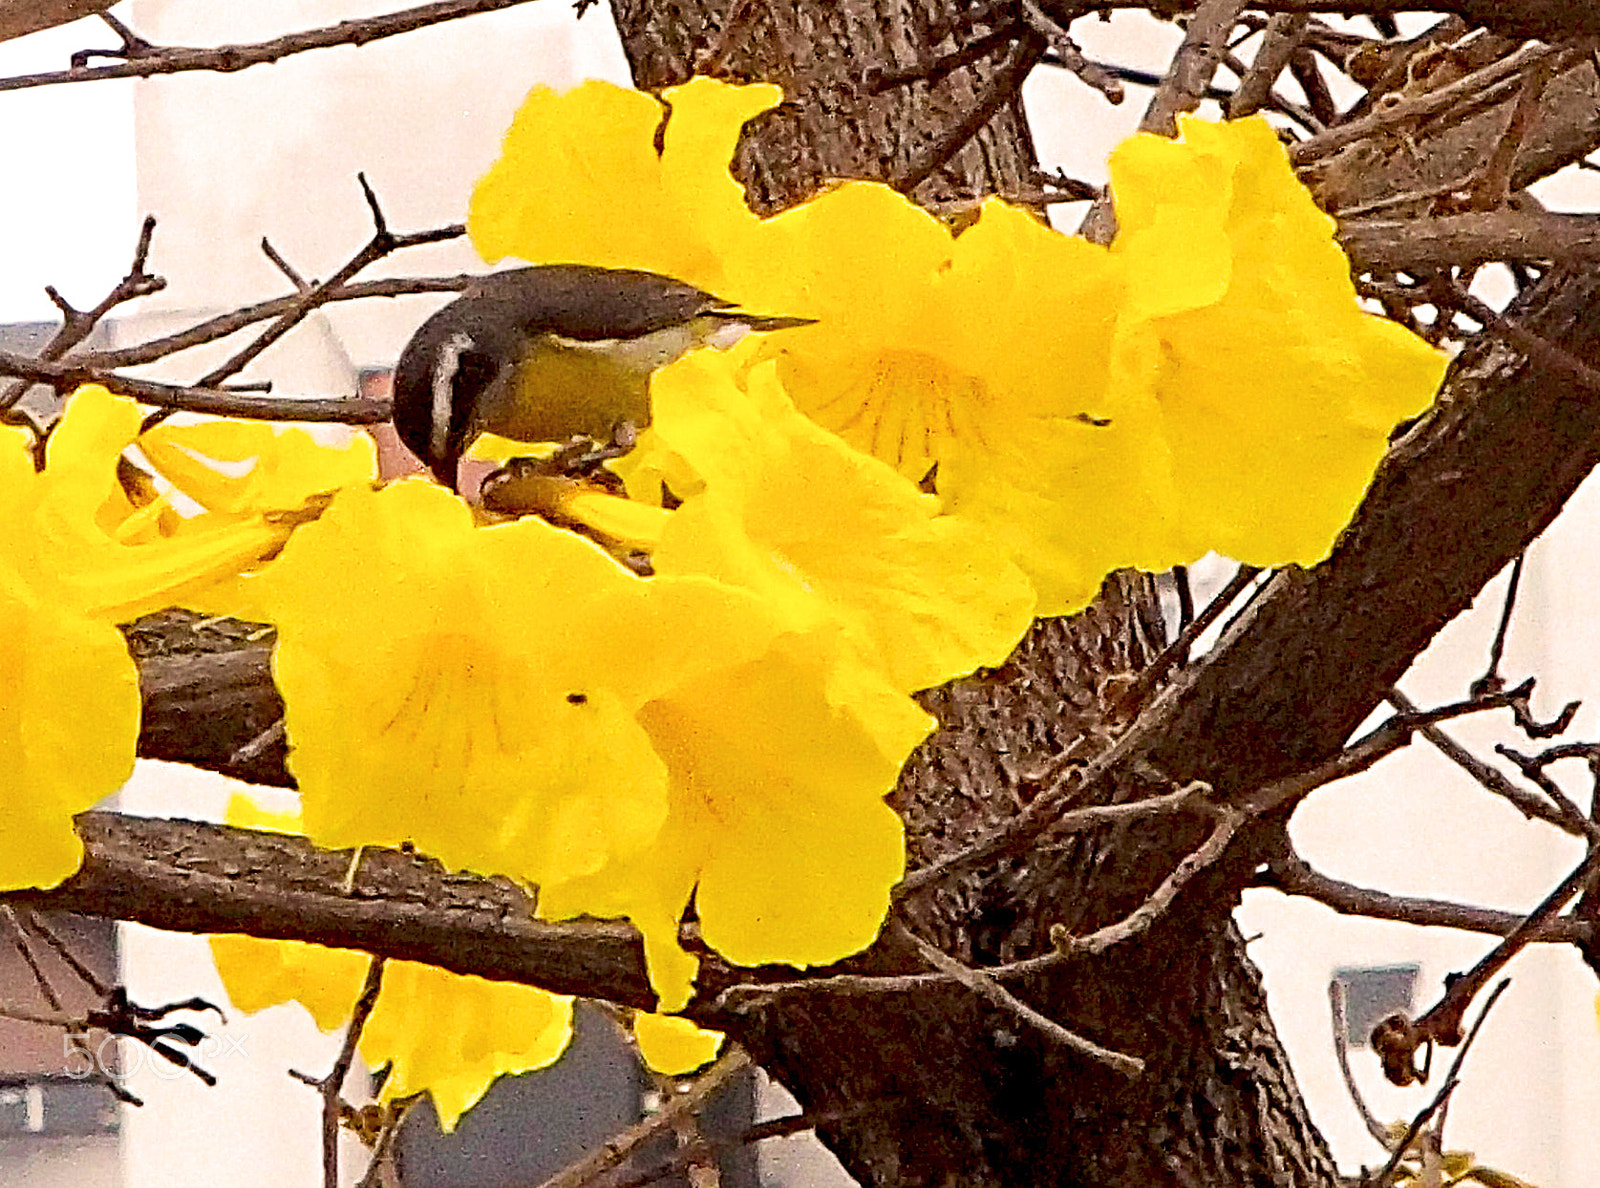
[43, 286, 76, 318]
[356, 172, 388, 237]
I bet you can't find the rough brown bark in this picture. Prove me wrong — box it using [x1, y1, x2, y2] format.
[608, 0, 1042, 211]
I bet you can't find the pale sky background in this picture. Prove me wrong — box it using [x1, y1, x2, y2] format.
[0, 18, 138, 320]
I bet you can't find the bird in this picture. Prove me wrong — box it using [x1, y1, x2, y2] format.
[391, 264, 813, 490]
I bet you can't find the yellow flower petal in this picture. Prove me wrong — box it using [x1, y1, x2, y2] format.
[1108, 115, 1447, 564]
[651, 352, 1036, 691]
[362, 963, 573, 1132]
[0, 598, 140, 889]
[211, 797, 576, 1132]
[638, 636, 923, 969]
[469, 78, 776, 291]
[139, 419, 376, 516]
[634, 1013, 723, 1076]
[254, 478, 791, 893]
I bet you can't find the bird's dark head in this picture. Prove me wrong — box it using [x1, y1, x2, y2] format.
[392, 307, 500, 490]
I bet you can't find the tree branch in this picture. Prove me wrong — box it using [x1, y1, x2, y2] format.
[0, 350, 391, 423]
[0, 0, 549, 93]
[1259, 847, 1592, 942]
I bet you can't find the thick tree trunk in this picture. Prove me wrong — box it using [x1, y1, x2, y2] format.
[607, 4, 1341, 1184]
[608, 0, 1041, 210]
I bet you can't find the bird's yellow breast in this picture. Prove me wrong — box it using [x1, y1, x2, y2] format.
[473, 321, 713, 446]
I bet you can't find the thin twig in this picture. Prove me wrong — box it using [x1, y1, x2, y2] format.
[0, 0, 545, 94]
[1019, 1, 1123, 102]
[1464, 49, 1570, 209]
[230, 720, 287, 768]
[1474, 552, 1524, 697]
[896, 924, 1144, 1076]
[1140, 0, 1249, 136]
[1288, 46, 1338, 127]
[1046, 781, 1215, 836]
[534, 1048, 752, 1188]
[1080, 0, 1247, 243]
[1289, 41, 1563, 165]
[1367, 1081, 1458, 1188]
[87, 270, 472, 370]
[1228, 12, 1308, 117]
[1386, 687, 1594, 838]
[1262, 846, 1590, 942]
[14, 910, 111, 997]
[608, 1106, 868, 1188]
[1047, 54, 1319, 131]
[1123, 564, 1262, 710]
[0, 349, 391, 422]
[1432, 277, 1600, 396]
[1329, 979, 1391, 1146]
[353, 1099, 414, 1188]
[0, 215, 164, 413]
[895, 675, 1529, 903]
[2, 906, 67, 1019]
[894, 32, 1045, 194]
[197, 175, 458, 391]
[1058, 688, 1546, 955]
[1172, 565, 1194, 631]
[1051, 807, 1244, 957]
[1415, 851, 1600, 1049]
[308, 957, 385, 1188]
[1367, 980, 1510, 1188]
[0, 905, 139, 1104]
[867, 22, 1020, 95]
[261, 238, 310, 292]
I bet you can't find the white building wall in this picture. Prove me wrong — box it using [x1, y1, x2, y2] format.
[128, 0, 631, 367]
[1238, 466, 1600, 1184]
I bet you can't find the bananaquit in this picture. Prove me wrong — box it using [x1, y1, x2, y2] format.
[391, 264, 811, 489]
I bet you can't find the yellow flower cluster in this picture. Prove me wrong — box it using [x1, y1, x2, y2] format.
[221, 416, 993, 1008]
[472, 77, 1447, 612]
[0, 388, 315, 890]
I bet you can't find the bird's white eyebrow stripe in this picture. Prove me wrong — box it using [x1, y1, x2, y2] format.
[431, 330, 473, 459]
